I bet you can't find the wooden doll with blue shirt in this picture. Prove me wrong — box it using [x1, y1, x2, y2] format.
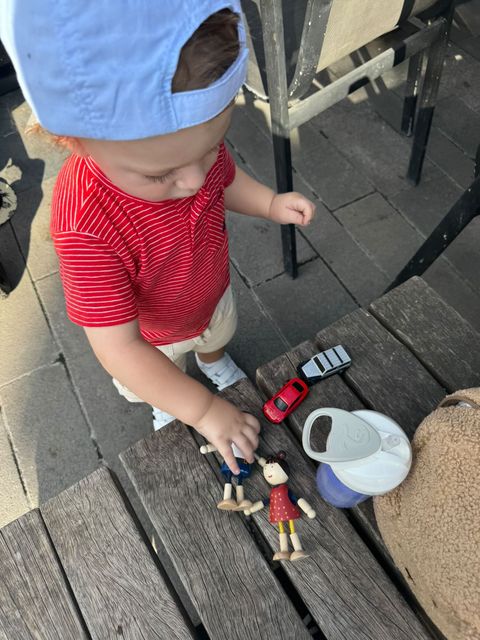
[200, 442, 252, 511]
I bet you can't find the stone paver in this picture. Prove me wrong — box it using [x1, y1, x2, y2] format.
[0, 224, 59, 386]
[0, 411, 29, 528]
[334, 192, 421, 279]
[11, 175, 59, 282]
[0, 362, 99, 505]
[254, 258, 358, 347]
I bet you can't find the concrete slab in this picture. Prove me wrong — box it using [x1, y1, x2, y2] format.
[11, 175, 59, 282]
[228, 266, 289, 380]
[0, 411, 29, 528]
[311, 99, 440, 196]
[4, 93, 69, 191]
[254, 258, 358, 347]
[427, 128, 476, 190]
[35, 272, 91, 362]
[66, 348, 152, 463]
[0, 224, 59, 386]
[0, 362, 99, 505]
[334, 193, 421, 279]
[433, 95, 480, 158]
[292, 122, 374, 211]
[389, 173, 463, 237]
[444, 217, 480, 293]
[300, 203, 390, 306]
[227, 209, 316, 285]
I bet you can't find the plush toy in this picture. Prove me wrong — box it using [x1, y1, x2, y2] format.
[374, 388, 480, 640]
[245, 451, 315, 561]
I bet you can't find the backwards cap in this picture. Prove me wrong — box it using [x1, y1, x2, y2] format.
[0, 0, 248, 140]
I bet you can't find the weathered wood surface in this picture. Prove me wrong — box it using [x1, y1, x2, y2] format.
[370, 277, 480, 392]
[256, 338, 363, 454]
[219, 379, 433, 640]
[255, 338, 388, 555]
[0, 509, 88, 640]
[120, 424, 311, 640]
[41, 466, 194, 640]
[315, 308, 446, 438]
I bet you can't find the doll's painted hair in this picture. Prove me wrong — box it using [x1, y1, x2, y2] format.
[265, 451, 290, 476]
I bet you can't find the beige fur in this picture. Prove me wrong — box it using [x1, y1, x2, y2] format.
[374, 388, 480, 640]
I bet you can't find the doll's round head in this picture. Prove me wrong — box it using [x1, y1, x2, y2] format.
[263, 451, 290, 485]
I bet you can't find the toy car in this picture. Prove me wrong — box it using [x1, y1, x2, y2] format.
[297, 345, 351, 386]
[263, 377, 309, 423]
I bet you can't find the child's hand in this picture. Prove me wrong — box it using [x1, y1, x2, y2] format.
[194, 396, 260, 474]
[268, 192, 316, 226]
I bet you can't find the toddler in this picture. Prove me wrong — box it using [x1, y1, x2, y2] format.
[1, 2, 315, 473]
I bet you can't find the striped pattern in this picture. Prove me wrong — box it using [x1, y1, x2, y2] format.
[51, 144, 234, 345]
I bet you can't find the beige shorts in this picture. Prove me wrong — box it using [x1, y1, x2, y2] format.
[112, 286, 237, 403]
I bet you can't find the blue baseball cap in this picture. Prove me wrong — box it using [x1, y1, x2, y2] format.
[0, 0, 248, 140]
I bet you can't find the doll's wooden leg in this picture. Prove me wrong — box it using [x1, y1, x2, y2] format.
[234, 480, 252, 511]
[273, 522, 291, 561]
[289, 521, 308, 561]
[217, 482, 237, 511]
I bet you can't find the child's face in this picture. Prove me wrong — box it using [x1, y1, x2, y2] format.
[79, 104, 234, 201]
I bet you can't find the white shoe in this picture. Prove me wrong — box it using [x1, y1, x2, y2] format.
[152, 407, 175, 431]
[195, 352, 247, 391]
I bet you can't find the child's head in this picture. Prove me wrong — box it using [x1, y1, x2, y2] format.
[4, 3, 246, 200]
[76, 10, 240, 200]
[69, 9, 241, 201]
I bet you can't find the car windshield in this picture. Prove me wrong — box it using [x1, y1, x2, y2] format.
[274, 397, 288, 411]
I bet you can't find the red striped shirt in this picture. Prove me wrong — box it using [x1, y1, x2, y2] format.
[51, 144, 235, 345]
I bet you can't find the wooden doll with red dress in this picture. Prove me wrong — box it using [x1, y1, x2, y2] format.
[245, 451, 316, 561]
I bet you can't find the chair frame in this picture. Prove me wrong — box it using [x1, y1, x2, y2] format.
[386, 145, 480, 292]
[256, 0, 455, 277]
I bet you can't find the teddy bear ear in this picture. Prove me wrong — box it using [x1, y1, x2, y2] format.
[277, 450, 287, 461]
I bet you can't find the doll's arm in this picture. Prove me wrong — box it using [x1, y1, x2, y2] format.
[254, 452, 266, 467]
[297, 498, 316, 519]
[244, 500, 265, 516]
[200, 443, 217, 454]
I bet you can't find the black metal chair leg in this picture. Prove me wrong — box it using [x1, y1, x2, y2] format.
[407, 10, 453, 185]
[260, 0, 298, 279]
[401, 51, 424, 136]
[385, 175, 480, 292]
[272, 132, 297, 277]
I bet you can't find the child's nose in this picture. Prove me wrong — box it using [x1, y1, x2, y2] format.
[176, 164, 207, 193]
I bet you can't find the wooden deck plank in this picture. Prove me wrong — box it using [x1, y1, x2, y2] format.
[120, 424, 311, 640]
[369, 277, 480, 392]
[0, 509, 88, 640]
[41, 466, 194, 640]
[219, 379, 433, 640]
[314, 308, 446, 438]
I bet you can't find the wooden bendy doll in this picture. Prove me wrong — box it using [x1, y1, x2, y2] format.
[200, 443, 252, 511]
[245, 451, 315, 561]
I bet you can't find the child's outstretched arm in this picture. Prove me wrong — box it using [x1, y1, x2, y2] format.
[225, 166, 315, 226]
[84, 320, 260, 473]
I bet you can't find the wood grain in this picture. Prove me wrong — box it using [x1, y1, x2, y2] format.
[41, 466, 194, 640]
[370, 277, 480, 392]
[120, 424, 311, 640]
[315, 308, 446, 438]
[219, 379, 434, 640]
[0, 509, 88, 640]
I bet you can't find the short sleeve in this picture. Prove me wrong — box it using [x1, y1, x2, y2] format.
[53, 231, 138, 327]
[222, 143, 236, 188]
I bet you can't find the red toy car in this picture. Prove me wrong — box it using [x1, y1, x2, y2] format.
[262, 378, 309, 423]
